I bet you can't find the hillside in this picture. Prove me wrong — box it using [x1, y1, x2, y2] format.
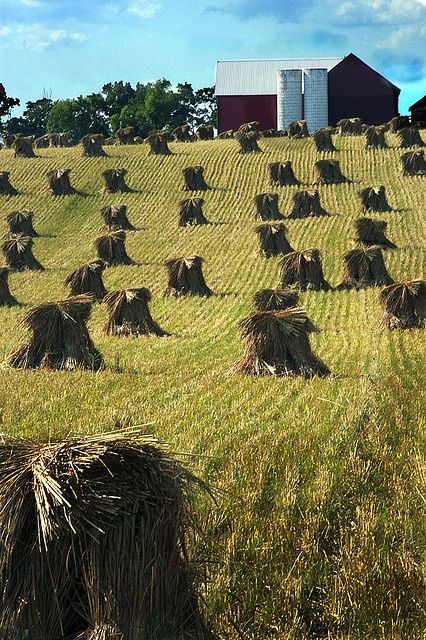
[0, 134, 425, 638]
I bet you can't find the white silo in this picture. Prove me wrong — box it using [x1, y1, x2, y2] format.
[276, 69, 303, 130]
[303, 68, 328, 132]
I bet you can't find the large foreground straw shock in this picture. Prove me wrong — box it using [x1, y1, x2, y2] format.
[103, 288, 169, 336]
[0, 267, 18, 307]
[253, 288, 299, 311]
[6, 210, 38, 237]
[94, 231, 134, 266]
[233, 308, 330, 377]
[163, 256, 213, 297]
[255, 223, 294, 257]
[380, 280, 426, 329]
[7, 294, 103, 370]
[279, 249, 330, 291]
[0, 431, 214, 640]
[337, 246, 394, 290]
[254, 193, 283, 221]
[64, 260, 107, 301]
[100, 204, 136, 231]
[1, 236, 44, 271]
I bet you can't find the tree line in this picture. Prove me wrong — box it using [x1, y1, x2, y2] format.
[0, 80, 216, 143]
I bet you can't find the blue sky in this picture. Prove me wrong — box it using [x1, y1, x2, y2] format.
[1, 0, 425, 116]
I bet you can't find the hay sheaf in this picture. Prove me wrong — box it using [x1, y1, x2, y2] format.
[183, 166, 209, 191]
[0, 267, 18, 307]
[47, 169, 76, 196]
[64, 260, 107, 301]
[313, 128, 336, 152]
[338, 246, 394, 290]
[287, 190, 328, 219]
[269, 161, 299, 186]
[355, 218, 396, 250]
[255, 223, 294, 258]
[6, 210, 38, 237]
[101, 168, 132, 194]
[81, 133, 107, 157]
[233, 308, 329, 377]
[1, 235, 44, 272]
[254, 193, 283, 221]
[163, 256, 212, 297]
[253, 288, 300, 312]
[0, 171, 18, 195]
[236, 131, 262, 154]
[7, 294, 103, 371]
[359, 186, 392, 212]
[103, 288, 169, 336]
[144, 130, 171, 155]
[380, 280, 426, 329]
[0, 431, 212, 639]
[279, 249, 330, 291]
[178, 198, 209, 226]
[94, 231, 134, 266]
[100, 205, 136, 231]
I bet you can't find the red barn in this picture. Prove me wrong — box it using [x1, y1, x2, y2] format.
[215, 53, 400, 132]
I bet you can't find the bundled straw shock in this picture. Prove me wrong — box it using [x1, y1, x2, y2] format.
[164, 256, 212, 297]
[178, 198, 209, 226]
[0, 267, 18, 307]
[13, 137, 35, 158]
[337, 117, 362, 136]
[359, 186, 392, 212]
[0, 431, 213, 640]
[254, 193, 283, 220]
[233, 308, 329, 377]
[397, 127, 425, 148]
[145, 130, 171, 155]
[8, 294, 103, 370]
[253, 288, 299, 312]
[400, 150, 426, 176]
[269, 161, 299, 186]
[365, 126, 388, 150]
[287, 190, 328, 219]
[102, 168, 132, 194]
[236, 131, 262, 153]
[172, 124, 193, 142]
[288, 120, 309, 138]
[355, 217, 396, 249]
[64, 260, 107, 301]
[103, 288, 169, 336]
[81, 133, 107, 157]
[183, 166, 209, 191]
[94, 231, 134, 266]
[47, 169, 76, 195]
[315, 159, 348, 184]
[0, 171, 18, 195]
[255, 223, 294, 257]
[100, 204, 136, 231]
[380, 280, 426, 329]
[313, 128, 336, 152]
[6, 210, 38, 237]
[279, 249, 330, 291]
[2, 235, 44, 271]
[337, 246, 394, 290]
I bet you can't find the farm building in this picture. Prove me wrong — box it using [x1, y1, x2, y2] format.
[409, 95, 426, 126]
[215, 52, 400, 132]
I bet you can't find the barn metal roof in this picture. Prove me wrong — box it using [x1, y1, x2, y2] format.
[215, 58, 343, 96]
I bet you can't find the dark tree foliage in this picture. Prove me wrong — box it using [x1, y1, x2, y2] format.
[3, 98, 52, 138]
[0, 84, 20, 118]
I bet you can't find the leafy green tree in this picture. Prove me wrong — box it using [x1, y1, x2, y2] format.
[4, 97, 53, 137]
[0, 84, 20, 118]
[47, 95, 109, 142]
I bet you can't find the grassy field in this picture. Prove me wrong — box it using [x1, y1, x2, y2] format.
[0, 133, 425, 639]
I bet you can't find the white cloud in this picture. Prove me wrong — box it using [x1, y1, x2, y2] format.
[330, 0, 424, 25]
[0, 23, 88, 50]
[127, 0, 162, 18]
